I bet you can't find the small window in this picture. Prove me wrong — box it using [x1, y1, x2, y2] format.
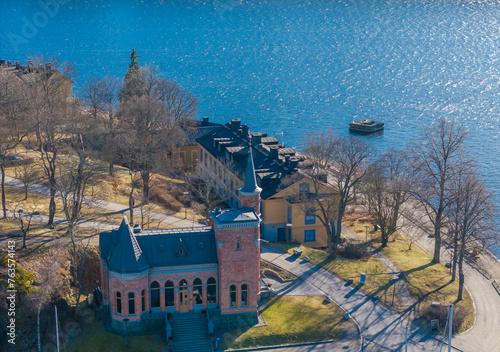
[179, 247, 184, 256]
[305, 208, 316, 225]
[304, 229, 316, 242]
[236, 236, 242, 250]
[241, 284, 248, 306]
[159, 244, 165, 252]
[199, 241, 205, 249]
[141, 289, 146, 312]
[128, 292, 135, 315]
[116, 291, 122, 314]
[179, 151, 186, 161]
[230, 285, 237, 307]
[299, 182, 310, 194]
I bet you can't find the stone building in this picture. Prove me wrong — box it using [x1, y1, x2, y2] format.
[99, 150, 262, 338]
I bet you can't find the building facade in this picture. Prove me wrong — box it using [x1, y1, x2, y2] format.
[99, 152, 262, 334]
[197, 119, 337, 248]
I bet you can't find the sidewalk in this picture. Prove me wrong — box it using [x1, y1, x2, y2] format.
[261, 244, 461, 352]
[3, 175, 203, 228]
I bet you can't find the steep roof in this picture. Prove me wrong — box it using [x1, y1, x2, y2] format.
[239, 147, 262, 195]
[196, 120, 310, 199]
[100, 218, 218, 273]
[101, 217, 149, 274]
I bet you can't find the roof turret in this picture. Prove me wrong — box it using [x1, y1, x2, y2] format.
[239, 146, 262, 195]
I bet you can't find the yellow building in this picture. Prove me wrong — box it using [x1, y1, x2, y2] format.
[196, 119, 337, 248]
[178, 117, 221, 169]
[0, 60, 73, 107]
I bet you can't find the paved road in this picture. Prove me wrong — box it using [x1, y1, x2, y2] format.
[3, 175, 203, 228]
[261, 244, 461, 352]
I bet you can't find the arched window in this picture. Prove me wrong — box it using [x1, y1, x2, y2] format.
[193, 278, 203, 305]
[165, 281, 174, 307]
[179, 279, 188, 306]
[207, 277, 217, 304]
[241, 284, 248, 306]
[128, 292, 135, 314]
[150, 281, 160, 308]
[230, 285, 237, 307]
[141, 289, 146, 312]
[115, 291, 122, 314]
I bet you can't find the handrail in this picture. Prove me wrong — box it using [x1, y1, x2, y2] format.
[206, 310, 215, 352]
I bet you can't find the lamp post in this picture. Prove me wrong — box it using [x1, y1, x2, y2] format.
[123, 318, 129, 348]
[392, 275, 398, 306]
[364, 225, 369, 243]
[192, 211, 196, 227]
[183, 191, 189, 219]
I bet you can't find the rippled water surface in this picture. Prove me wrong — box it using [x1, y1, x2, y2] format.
[1, 0, 499, 254]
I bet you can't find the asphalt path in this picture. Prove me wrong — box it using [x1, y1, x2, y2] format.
[3, 175, 203, 228]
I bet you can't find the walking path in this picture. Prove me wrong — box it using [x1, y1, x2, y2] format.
[261, 244, 459, 352]
[3, 175, 203, 228]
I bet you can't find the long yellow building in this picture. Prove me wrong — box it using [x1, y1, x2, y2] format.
[197, 119, 337, 248]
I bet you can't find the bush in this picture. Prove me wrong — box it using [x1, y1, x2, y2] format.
[338, 242, 369, 260]
[419, 304, 467, 333]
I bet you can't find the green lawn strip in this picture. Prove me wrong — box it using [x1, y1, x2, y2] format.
[261, 260, 297, 281]
[223, 296, 355, 350]
[65, 319, 167, 352]
[379, 240, 474, 331]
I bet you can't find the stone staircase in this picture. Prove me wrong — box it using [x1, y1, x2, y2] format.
[170, 312, 213, 352]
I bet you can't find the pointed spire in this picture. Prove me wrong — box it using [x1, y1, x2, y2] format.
[240, 146, 262, 195]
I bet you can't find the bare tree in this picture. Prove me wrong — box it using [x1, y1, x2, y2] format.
[12, 201, 40, 248]
[0, 74, 29, 218]
[412, 118, 468, 263]
[56, 133, 97, 239]
[26, 58, 76, 225]
[186, 159, 233, 223]
[304, 131, 371, 256]
[363, 149, 414, 247]
[81, 75, 120, 175]
[15, 161, 41, 200]
[446, 168, 496, 300]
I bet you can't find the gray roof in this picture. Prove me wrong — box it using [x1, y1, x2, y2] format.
[101, 217, 149, 274]
[210, 207, 259, 224]
[240, 148, 262, 195]
[100, 218, 218, 273]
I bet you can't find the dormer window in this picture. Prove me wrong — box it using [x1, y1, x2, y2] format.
[176, 239, 187, 257]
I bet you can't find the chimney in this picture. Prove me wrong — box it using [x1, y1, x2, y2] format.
[133, 224, 142, 234]
[241, 124, 249, 137]
[45, 63, 52, 73]
[230, 119, 241, 131]
[289, 156, 300, 169]
[202, 117, 209, 126]
[7, 61, 12, 67]
[0, 59, 5, 66]
[15, 61, 21, 69]
[37, 64, 43, 72]
[27, 61, 34, 72]
[251, 134, 262, 145]
[269, 145, 279, 159]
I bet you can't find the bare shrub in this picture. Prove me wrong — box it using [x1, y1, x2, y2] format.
[419, 304, 468, 333]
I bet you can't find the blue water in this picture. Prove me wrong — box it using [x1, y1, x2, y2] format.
[1, 0, 499, 255]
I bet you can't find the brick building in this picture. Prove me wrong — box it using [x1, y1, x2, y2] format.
[99, 150, 262, 337]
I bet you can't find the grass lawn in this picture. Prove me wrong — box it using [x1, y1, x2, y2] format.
[223, 296, 356, 350]
[346, 219, 474, 331]
[379, 240, 474, 331]
[268, 242, 392, 306]
[64, 319, 167, 352]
